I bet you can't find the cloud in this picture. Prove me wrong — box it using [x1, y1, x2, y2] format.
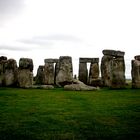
[0, 0, 24, 14]
[0, 0, 26, 25]
[18, 34, 82, 45]
[0, 45, 29, 51]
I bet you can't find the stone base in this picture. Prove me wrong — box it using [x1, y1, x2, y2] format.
[64, 79, 99, 91]
[17, 69, 33, 88]
[132, 82, 140, 88]
[88, 78, 102, 87]
[32, 85, 54, 89]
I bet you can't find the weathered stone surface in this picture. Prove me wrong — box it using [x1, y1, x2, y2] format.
[54, 62, 59, 84]
[134, 55, 140, 61]
[64, 79, 99, 91]
[89, 62, 99, 79]
[44, 63, 55, 85]
[32, 85, 54, 89]
[101, 55, 125, 88]
[56, 56, 73, 86]
[0, 56, 7, 86]
[78, 62, 88, 84]
[101, 55, 113, 87]
[88, 78, 102, 87]
[110, 57, 125, 88]
[35, 65, 45, 84]
[4, 59, 18, 86]
[0, 75, 3, 86]
[0, 56, 7, 61]
[17, 58, 34, 88]
[19, 58, 33, 72]
[0, 60, 6, 86]
[79, 58, 99, 63]
[4, 59, 17, 70]
[131, 60, 140, 88]
[44, 59, 59, 63]
[88, 62, 100, 86]
[103, 49, 125, 57]
[17, 69, 33, 88]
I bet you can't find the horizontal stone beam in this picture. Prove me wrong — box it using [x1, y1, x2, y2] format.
[102, 49, 125, 57]
[79, 58, 99, 63]
[44, 59, 59, 63]
[134, 55, 140, 61]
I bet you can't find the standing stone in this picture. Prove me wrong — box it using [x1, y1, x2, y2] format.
[0, 56, 7, 86]
[17, 58, 33, 88]
[44, 62, 55, 85]
[78, 58, 99, 85]
[35, 65, 45, 85]
[56, 56, 73, 86]
[19, 58, 33, 71]
[79, 62, 88, 84]
[101, 50, 125, 88]
[101, 55, 113, 87]
[110, 57, 125, 88]
[131, 56, 140, 88]
[4, 59, 18, 86]
[44, 59, 59, 85]
[88, 61, 100, 86]
[54, 61, 59, 84]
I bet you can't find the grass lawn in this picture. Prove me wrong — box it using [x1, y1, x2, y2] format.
[0, 87, 140, 140]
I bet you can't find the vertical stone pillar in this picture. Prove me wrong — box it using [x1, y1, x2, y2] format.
[44, 60, 55, 85]
[17, 58, 33, 88]
[131, 55, 140, 88]
[110, 57, 125, 88]
[101, 55, 113, 87]
[54, 61, 59, 84]
[88, 58, 100, 86]
[78, 59, 88, 84]
[56, 56, 73, 86]
[101, 50, 125, 88]
[0, 56, 7, 86]
[4, 59, 18, 86]
[35, 65, 45, 85]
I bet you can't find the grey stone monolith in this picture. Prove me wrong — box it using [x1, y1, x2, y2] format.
[0, 56, 7, 86]
[44, 62, 55, 85]
[88, 61, 101, 86]
[17, 58, 33, 88]
[35, 65, 45, 85]
[78, 62, 88, 84]
[54, 61, 59, 84]
[4, 59, 18, 86]
[110, 57, 125, 88]
[101, 49, 125, 88]
[56, 56, 73, 86]
[131, 56, 140, 88]
[101, 55, 113, 87]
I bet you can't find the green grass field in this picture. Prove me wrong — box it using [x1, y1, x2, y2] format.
[0, 87, 140, 140]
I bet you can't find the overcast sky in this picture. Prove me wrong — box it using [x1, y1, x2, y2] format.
[0, 0, 140, 78]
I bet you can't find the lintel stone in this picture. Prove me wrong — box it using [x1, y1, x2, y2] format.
[79, 58, 99, 63]
[103, 49, 125, 57]
[44, 59, 59, 63]
[134, 55, 140, 61]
